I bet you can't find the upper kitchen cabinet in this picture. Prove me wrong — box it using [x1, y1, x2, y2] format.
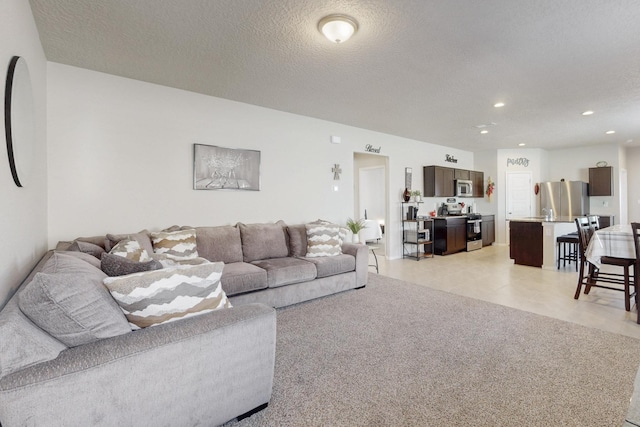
[470, 171, 484, 197]
[424, 166, 455, 197]
[425, 166, 484, 198]
[589, 166, 613, 196]
[454, 169, 470, 180]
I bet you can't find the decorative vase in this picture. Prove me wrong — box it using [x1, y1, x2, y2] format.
[352, 234, 360, 244]
[415, 195, 421, 203]
[403, 188, 411, 202]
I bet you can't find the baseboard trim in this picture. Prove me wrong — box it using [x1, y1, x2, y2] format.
[237, 402, 269, 421]
[355, 284, 366, 289]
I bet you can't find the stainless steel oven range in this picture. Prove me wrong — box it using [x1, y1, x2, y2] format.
[466, 214, 482, 251]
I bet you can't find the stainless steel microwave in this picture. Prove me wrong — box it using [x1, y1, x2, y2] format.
[455, 179, 473, 197]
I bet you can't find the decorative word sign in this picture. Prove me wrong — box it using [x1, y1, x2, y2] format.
[445, 154, 458, 163]
[365, 144, 381, 153]
[507, 157, 530, 167]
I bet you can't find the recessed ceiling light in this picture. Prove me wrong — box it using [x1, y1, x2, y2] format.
[518, 143, 526, 146]
[605, 130, 616, 134]
[480, 130, 489, 134]
[582, 110, 594, 116]
[494, 102, 505, 108]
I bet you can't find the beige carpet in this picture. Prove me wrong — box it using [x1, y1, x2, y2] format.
[230, 274, 640, 426]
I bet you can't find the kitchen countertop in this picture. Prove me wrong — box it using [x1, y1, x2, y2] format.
[509, 216, 579, 224]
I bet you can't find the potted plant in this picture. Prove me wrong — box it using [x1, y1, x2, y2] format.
[346, 217, 367, 243]
[411, 190, 422, 202]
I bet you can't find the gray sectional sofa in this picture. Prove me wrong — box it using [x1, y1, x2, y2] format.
[0, 220, 368, 426]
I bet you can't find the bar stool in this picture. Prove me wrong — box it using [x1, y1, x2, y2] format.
[557, 233, 579, 270]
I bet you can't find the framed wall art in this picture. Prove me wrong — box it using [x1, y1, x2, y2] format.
[193, 144, 261, 190]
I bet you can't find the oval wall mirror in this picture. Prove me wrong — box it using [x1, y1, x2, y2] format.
[4, 56, 35, 188]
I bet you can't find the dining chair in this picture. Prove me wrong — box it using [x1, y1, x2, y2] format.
[574, 217, 635, 311]
[631, 222, 640, 323]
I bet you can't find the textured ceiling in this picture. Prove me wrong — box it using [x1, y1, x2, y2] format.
[28, 0, 640, 151]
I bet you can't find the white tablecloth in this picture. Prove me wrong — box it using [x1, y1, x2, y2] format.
[585, 224, 635, 268]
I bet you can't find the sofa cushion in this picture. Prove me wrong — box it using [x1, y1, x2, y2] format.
[196, 225, 244, 263]
[106, 230, 154, 254]
[287, 224, 308, 257]
[220, 262, 268, 296]
[103, 262, 231, 329]
[17, 253, 131, 347]
[68, 240, 106, 259]
[150, 229, 199, 261]
[305, 222, 342, 257]
[109, 238, 151, 262]
[0, 298, 68, 378]
[303, 253, 356, 278]
[239, 222, 289, 263]
[55, 250, 102, 269]
[101, 253, 163, 277]
[251, 257, 317, 288]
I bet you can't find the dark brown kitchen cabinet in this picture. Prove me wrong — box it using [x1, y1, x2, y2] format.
[434, 217, 467, 255]
[509, 220, 543, 267]
[424, 166, 455, 197]
[454, 169, 470, 180]
[481, 215, 495, 246]
[470, 171, 484, 197]
[589, 166, 613, 196]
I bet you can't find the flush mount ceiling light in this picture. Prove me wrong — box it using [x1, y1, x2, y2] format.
[480, 130, 489, 134]
[318, 14, 358, 43]
[605, 130, 616, 134]
[582, 110, 594, 116]
[493, 102, 505, 108]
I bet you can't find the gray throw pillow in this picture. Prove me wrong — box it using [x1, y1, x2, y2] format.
[18, 254, 131, 347]
[68, 240, 106, 259]
[101, 253, 163, 277]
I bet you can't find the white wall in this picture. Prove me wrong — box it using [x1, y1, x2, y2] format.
[546, 143, 621, 223]
[0, 1, 48, 307]
[47, 63, 474, 260]
[627, 147, 640, 222]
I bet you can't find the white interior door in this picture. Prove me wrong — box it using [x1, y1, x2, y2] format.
[505, 172, 533, 245]
[506, 172, 533, 219]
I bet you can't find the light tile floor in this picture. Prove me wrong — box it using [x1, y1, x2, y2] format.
[370, 244, 640, 340]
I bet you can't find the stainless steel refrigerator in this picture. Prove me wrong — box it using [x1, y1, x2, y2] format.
[538, 181, 589, 217]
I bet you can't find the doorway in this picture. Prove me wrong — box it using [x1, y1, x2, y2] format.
[505, 171, 533, 245]
[354, 153, 388, 257]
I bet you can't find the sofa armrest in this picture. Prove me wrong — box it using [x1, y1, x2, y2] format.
[0, 303, 276, 426]
[342, 243, 369, 287]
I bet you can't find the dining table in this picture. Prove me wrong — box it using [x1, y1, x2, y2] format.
[585, 224, 636, 268]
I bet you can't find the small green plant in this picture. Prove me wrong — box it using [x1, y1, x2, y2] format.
[346, 217, 367, 234]
[410, 190, 421, 197]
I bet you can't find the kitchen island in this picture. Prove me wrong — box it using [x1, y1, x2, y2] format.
[509, 217, 577, 269]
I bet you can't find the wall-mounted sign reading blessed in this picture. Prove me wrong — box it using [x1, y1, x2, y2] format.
[445, 154, 458, 163]
[365, 144, 381, 153]
[507, 157, 530, 167]
[193, 144, 261, 190]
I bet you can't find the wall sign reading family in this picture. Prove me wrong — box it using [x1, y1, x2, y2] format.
[193, 144, 261, 190]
